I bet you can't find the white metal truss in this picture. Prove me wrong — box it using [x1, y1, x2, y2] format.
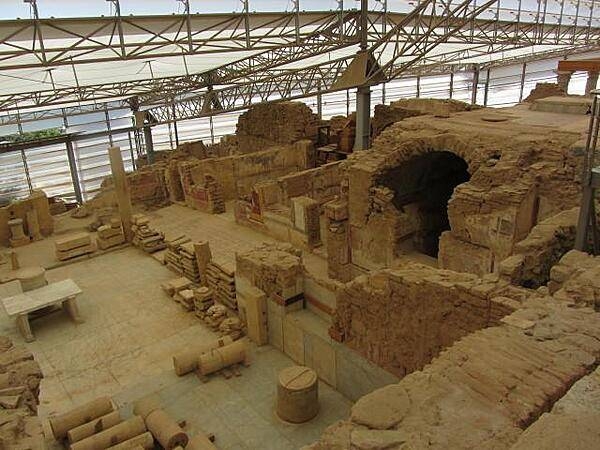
[1, 0, 600, 120]
[146, 0, 600, 124]
[0, 9, 348, 71]
[0, 10, 362, 112]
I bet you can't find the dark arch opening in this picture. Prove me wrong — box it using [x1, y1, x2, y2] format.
[380, 151, 470, 258]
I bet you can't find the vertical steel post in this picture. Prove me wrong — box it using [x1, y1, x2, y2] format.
[61, 108, 83, 203]
[144, 125, 155, 164]
[354, 0, 371, 151]
[346, 90, 350, 116]
[483, 68, 491, 106]
[242, 0, 250, 48]
[293, 0, 301, 44]
[104, 104, 114, 146]
[317, 80, 323, 119]
[471, 65, 480, 105]
[65, 137, 84, 204]
[20, 149, 33, 194]
[127, 131, 137, 170]
[518, 62, 527, 102]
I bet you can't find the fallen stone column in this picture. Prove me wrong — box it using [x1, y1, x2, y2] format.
[67, 410, 122, 444]
[49, 396, 114, 441]
[70, 416, 146, 450]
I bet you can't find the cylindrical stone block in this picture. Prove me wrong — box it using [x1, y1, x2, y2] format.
[106, 431, 154, 449]
[197, 339, 247, 376]
[145, 409, 188, 450]
[132, 395, 161, 420]
[70, 416, 146, 450]
[172, 335, 233, 376]
[49, 396, 114, 441]
[16, 266, 47, 292]
[67, 411, 122, 444]
[276, 366, 319, 423]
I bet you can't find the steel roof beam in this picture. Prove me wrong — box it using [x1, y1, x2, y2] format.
[0, 6, 598, 71]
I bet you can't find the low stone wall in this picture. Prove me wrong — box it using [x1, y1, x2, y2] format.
[329, 265, 518, 378]
[180, 142, 311, 204]
[307, 290, 600, 450]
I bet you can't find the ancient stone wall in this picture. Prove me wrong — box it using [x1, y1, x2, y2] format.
[343, 105, 583, 275]
[236, 102, 319, 151]
[329, 265, 517, 377]
[0, 190, 53, 246]
[309, 283, 600, 450]
[371, 104, 423, 138]
[181, 142, 311, 204]
[276, 161, 343, 207]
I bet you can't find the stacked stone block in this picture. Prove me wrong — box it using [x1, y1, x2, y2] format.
[96, 218, 125, 250]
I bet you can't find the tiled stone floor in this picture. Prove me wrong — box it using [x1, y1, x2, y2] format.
[0, 247, 351, 450]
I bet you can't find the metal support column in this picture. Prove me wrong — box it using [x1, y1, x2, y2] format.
[471, 65, 480, 105]
[346, 90, 350, 116]
[449, 69, 455, 99]
[209, 115, 215, 144]
[143, 125, 155, 164]
[416, 76, 421, 98]
[242, 0, 250, 48]
[382, 82, 386, 105]
[127, 131, 137, 170]
[355, 86, 371, 151]
[20, 149, 33, 194]
[104, 105, 114, 146]
[354, 0, 370, 151]
[317, 82, 323, 119]
[293, 0, 301, 43]
[65, 137, 84, 204]
[518, 62, 527, 102]
[483, 68, 491, 106]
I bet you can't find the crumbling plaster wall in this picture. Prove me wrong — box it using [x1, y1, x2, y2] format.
[344, 110, 583, 274]
[329, 264, 518, 378]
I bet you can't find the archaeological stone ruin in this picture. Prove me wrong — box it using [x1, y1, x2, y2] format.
[2, 4, 600, 447]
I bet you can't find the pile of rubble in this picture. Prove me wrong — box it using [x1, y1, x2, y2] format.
[524, 82, 567, 102]
[131, 214, 166, 253]
[0, 336, 44, 449]
[206, 260, 236, 310]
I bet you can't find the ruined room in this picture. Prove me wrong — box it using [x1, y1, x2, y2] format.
[0, 1, 600, 449]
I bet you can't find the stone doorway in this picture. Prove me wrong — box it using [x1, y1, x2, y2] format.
[380, 151, 470, 258]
